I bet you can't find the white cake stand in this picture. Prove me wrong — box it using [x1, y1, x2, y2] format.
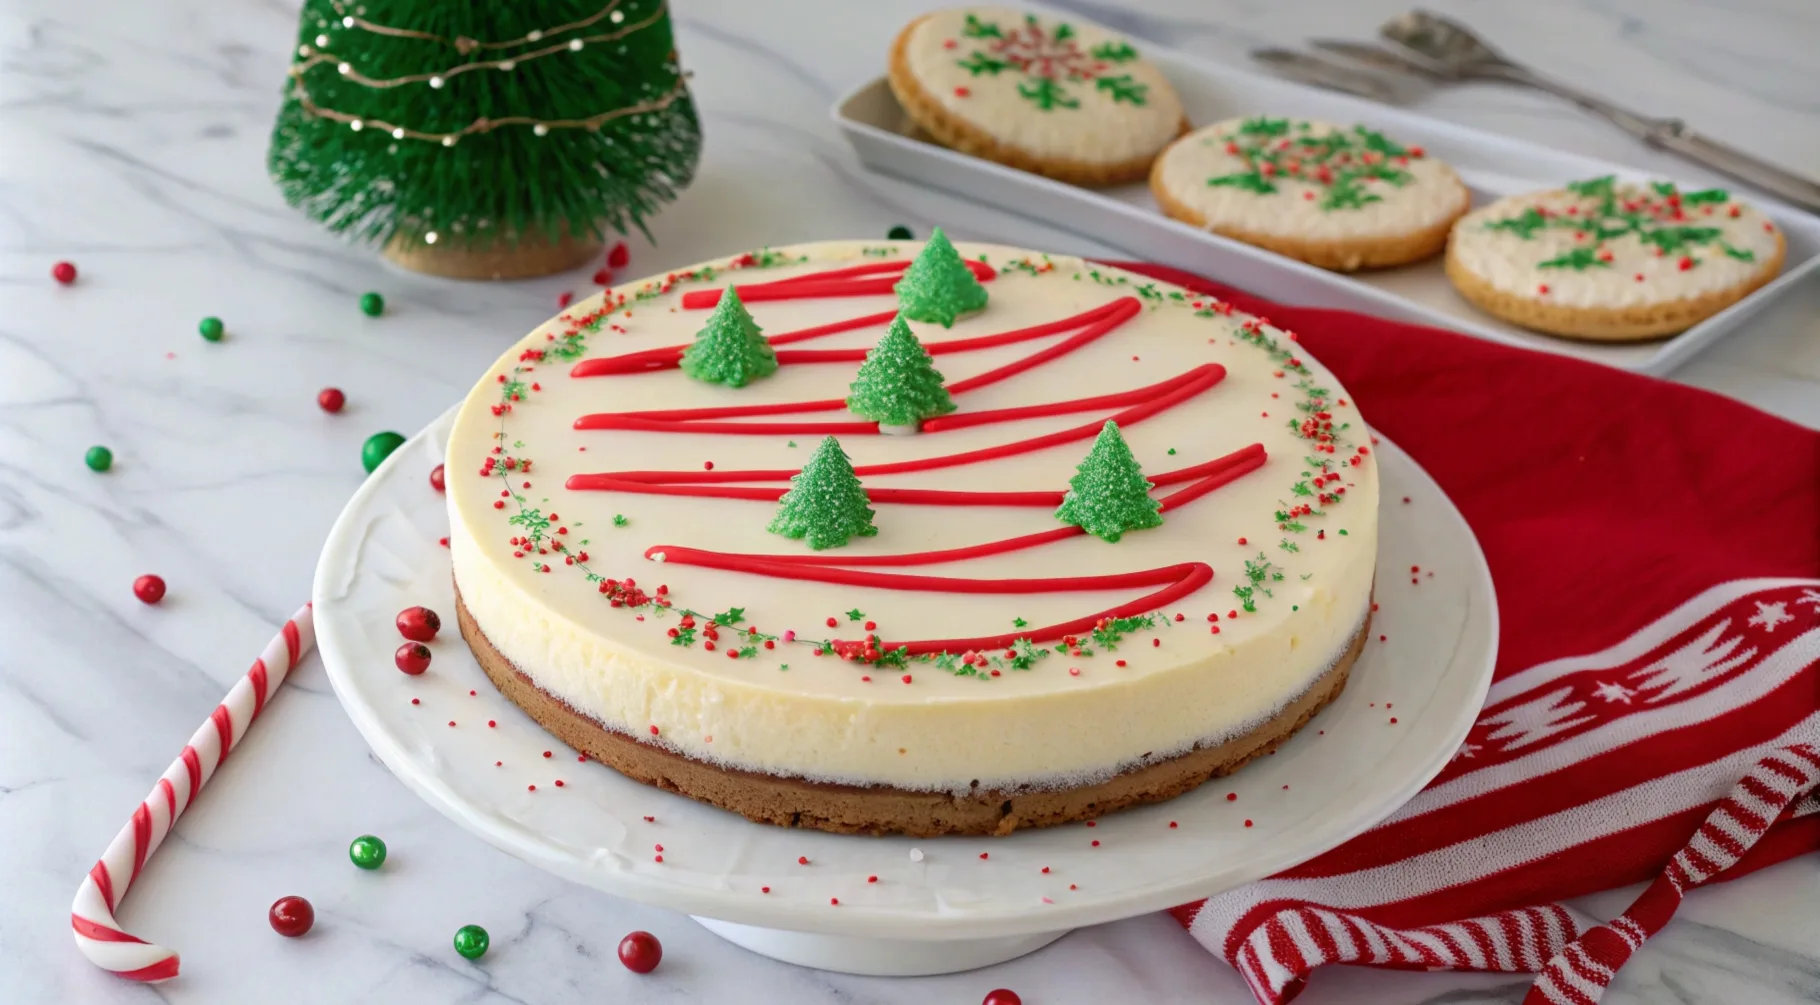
[313, 409, 1496, 976]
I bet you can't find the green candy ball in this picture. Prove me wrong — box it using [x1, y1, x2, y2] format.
[85, 445, 113, 472]
[198, 316, 225, 342]
[359, 292, 385, 317]
[361, 431, 406, 474]
[453, 924, 489, 960]
[348, 834, 387, 870]
[887, 225, 914, 240]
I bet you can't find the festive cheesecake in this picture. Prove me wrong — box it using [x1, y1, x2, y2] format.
[1152, 117, 1470, 271]
[1446, 176, 1786, 340]
[446, 234, 1379, 836]
[888, 8, 1187, 186]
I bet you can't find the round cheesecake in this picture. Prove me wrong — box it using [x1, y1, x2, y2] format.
[446, 240, 1379, 836]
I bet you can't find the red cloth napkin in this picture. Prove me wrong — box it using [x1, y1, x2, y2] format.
[1114, 263, 1820, 1005]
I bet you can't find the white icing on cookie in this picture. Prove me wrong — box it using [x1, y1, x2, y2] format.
[902, 7, 1183, 167]
[1448, 179, 1782, 308]
[1152, 117, 1469, 240]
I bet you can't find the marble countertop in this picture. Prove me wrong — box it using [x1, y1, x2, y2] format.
[3, 0, 1817, 1002]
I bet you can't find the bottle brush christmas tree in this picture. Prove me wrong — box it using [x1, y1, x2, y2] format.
[680, 288, 777, 387]
[768, 437, 878, 550]
[895, 226, 989, 326]
[268, 0, 701, 279]
[1055, 421, 1164, 542]
[846, 314, 956, 432]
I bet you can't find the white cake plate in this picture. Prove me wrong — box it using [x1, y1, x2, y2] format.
[314, 408, 1497, 976]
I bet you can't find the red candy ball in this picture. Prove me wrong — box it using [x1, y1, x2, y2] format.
[52, 261, 78, 284]
[607, 242, 629, 269]
[592, 268, 613, 286]
[133, 574, 166, 605]
[617, 930, 662, 973]
[429, 463, 446, 493]
[395, 641, 432, 675]
[269, 895, 314, 937]
[396, 606, 441, 642]
[317, 387, 346, 413]
[982, 991, 1022, 1005]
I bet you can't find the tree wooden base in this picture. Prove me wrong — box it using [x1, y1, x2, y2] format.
[383, 230, 603, 281]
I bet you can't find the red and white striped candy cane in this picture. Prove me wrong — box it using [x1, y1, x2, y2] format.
[71, 604, 315, 982]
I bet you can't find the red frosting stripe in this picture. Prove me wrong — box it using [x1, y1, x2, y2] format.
[677, 258, 996, 309]
[574, 299, 1145, 437]
[645, 545, 1214, 655]
[575, 443, 1265, 511]
[568, 364, 1228, 491]
[578, 417, 881, 436]
[921, 367, 1208, 432]
[567, 480, 1065, 507]
[628, 442, 1266, 654]
[571, 309, 899, 378]
[572, 298, 1134, 384]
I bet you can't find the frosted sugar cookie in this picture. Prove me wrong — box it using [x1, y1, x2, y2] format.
[1446, 176, 1786, 341]
[888, 8, 1187, 186]
[1151, 117, 1470, 271]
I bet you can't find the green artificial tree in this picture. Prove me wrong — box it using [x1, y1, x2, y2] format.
[1055, 421, 1163, 542]
[680, 288, 777, 387]
[768, 437, 878, 550]
[895, 226, 989, 326]
[269, 1, 700, 278]
[846, 314, 956, 432]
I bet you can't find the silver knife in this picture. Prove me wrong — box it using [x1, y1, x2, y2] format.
[1308, 39, 1446, 80]
[1249, 48, 1412, 105]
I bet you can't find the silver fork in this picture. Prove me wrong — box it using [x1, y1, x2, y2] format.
[1380, 10, 1820, 211]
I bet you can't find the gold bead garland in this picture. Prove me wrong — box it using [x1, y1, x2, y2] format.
[286, 75, 692, 146]
[290, 0, 690, 145]
[331, 0, 633, 53]
[294, 2, 667, 90]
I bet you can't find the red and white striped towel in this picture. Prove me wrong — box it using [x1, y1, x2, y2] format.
[1118, 264, 1820, 1004]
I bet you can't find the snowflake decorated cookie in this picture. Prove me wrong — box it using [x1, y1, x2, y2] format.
[1150, 117, 1469, 271]
[1445, 176, 1786, 341]
[887, 8, 1186, 186]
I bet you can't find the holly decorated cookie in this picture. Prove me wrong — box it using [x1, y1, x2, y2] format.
[1446, 176, 1786, 341]
[888, 8, 1186, 187]
[1150, 117, 1469, 272]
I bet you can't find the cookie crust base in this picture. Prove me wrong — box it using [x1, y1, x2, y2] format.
[1149, 160, 1468, 272]
[1443, 230, 1788, 342]
[887, 15, 1186, 188]
[457, 586, 1366, 837]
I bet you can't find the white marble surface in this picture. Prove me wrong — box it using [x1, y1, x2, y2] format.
[3, 0, 1818, 1003]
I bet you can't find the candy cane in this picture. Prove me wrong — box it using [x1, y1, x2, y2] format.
[71, 604, 315, 981]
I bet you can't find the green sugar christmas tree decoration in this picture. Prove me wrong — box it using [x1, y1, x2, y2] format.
[680, 288, 777, 387]
[268, 0, 700, 270]
[846, 314, 956, 431]
[894, 227, 988, 327]
[768, 436, 878, 550]
[1055, 421, 1163, 542]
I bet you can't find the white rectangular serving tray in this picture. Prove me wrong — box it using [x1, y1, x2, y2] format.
[832, 19, 1820, 375]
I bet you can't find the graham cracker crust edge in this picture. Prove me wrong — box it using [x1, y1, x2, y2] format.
[456, 588, 1366, 837]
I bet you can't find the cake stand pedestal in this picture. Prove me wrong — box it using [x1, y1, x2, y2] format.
[692, 918, 1069, 975]
[314, 410, 1496, 977]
